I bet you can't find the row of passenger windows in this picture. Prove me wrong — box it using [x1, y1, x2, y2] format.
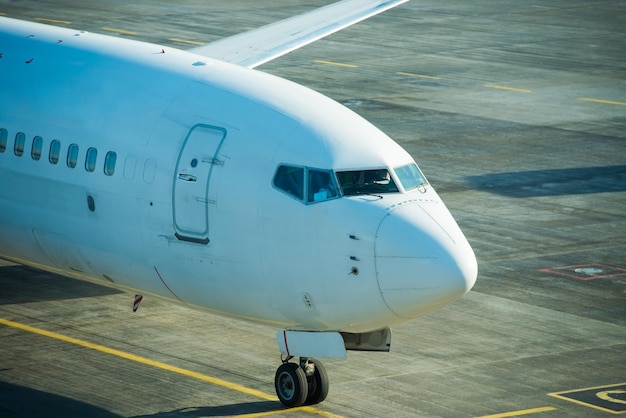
[0, 128, 117, 176]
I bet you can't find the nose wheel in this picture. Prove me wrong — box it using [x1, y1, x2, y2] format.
[274, 357, 329, 407]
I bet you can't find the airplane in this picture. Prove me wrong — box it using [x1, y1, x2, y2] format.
[0, 0, 477, 408]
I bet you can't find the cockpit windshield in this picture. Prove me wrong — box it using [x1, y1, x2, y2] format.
[336, 169, 399, 195]
[394, 163, 428, 191]
[273, 164, 426, 203]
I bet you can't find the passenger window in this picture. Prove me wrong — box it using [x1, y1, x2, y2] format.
[123, 155, 137, 180]
[143, 159, 156, 183]
[337, 169, 399, 195]
[0, 128, 7, 153]
[308, 169, 338, 203]
[85, 147, 97, 172]
[104, 151, 117, 176]
[394, 163, 428, 191]
[273, 165, 304, 200]
[31, 136, 43, 160]
[67, 143, 79, 168]
[49, 140, 61, 164]
[14, 132, 25, 156]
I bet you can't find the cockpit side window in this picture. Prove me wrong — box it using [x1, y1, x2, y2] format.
[394, 163, 428, 191]
[308, 169, 339, 203]
[337, 169, 399, 195]
[273, 165, 340, 204]
[273, 165, 304, 200]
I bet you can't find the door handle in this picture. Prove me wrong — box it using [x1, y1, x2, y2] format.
[178, 173, 197, 182]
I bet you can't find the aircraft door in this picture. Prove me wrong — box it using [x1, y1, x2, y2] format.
[173, 124, 225, 244]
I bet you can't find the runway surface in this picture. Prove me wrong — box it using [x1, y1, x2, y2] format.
[1, 1, 625, 417]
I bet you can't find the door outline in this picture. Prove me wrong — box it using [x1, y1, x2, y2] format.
[173, 124, 226, 244]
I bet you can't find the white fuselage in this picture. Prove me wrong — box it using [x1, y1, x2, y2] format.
[0, 17, 477, 333]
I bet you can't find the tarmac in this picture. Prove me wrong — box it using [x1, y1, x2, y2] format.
[0, 1, 625, 417]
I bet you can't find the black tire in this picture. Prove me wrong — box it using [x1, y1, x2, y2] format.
[305, 359, 329, 405]
[274, 362, 308, 407]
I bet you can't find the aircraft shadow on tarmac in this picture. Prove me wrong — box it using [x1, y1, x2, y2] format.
[0, 265, 122, 305]
[132, 401, 285, 417]
[0, 380, 122, 418]
[465, 164, 626, 197]
[0, 378, 285, 418]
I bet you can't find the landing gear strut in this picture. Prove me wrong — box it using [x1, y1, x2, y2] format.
[274, 357, 329, 407]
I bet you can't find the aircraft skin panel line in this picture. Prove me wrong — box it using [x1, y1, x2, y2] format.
[0, 0, 477, 408]
[190, 0, 410, 68]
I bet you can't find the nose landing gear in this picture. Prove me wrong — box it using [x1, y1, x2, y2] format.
[274, 357, 329, 407]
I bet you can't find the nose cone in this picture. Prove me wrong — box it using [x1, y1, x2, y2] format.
[375, 202, 477, 319]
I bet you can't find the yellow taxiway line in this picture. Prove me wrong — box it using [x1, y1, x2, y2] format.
[396, 71, 441, 80]
[35, 17, 72, 25]
[0, 317, 343, 418]
[101, 27, 138, 36]
[168, 37, 205, 46]
[476, 406, 557, 418]
[484, 84, 533, 93]
[313, 60, 358, 68]
[578, 97, 626, 107]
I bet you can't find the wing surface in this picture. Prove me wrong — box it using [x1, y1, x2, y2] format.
[189, 0, 409, 68]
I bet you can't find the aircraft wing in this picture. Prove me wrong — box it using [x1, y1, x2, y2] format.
[189, 0, 409, 69]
